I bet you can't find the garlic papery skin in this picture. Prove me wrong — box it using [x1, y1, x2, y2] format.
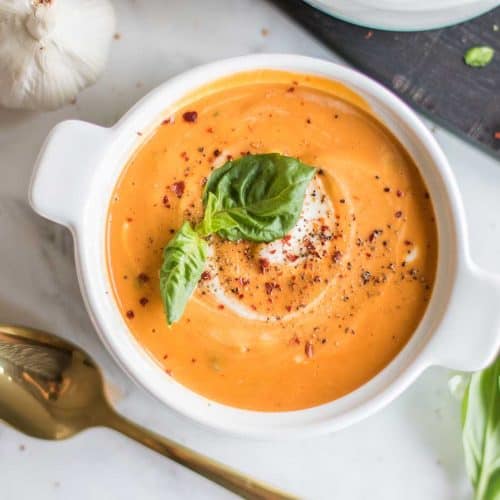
[0, 0, 115, 111]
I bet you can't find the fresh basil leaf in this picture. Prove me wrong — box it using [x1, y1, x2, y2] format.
[160, 222, 207, 325]
[202, 153, 315, 242]
[464, 46, 495, 68]
[462, 356, 500, 500]
[196, 192, 238, 237]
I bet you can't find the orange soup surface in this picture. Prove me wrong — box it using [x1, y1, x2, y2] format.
[107, 70, 438, 411]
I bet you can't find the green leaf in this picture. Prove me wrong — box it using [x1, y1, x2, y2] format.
[462, 356, 500, 500]
[159, 222, 207, 325]
[202, 153, 316, 242]
[464, 46, 495, 68]
[195, 192, 238, 237]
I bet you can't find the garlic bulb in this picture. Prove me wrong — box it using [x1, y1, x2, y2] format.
[0, 0, 115, 111]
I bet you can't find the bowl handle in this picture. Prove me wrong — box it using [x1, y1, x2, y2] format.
[29, 120, 111, 228]
[429, 261, 500, 371]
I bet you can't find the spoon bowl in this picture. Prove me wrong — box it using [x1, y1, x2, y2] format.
[0, 325, 109, 440]
[0, 324, 294, 500]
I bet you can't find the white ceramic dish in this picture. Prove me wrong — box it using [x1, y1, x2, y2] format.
[304, 0, 499, 31]
[29, 55, 500, 439]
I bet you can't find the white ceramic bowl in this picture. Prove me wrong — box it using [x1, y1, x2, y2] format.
[304, 0, 499, 31]
[29, 55, 500, 439]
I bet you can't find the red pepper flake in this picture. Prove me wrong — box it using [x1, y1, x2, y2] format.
[165, 369, 172, 376]
[321, 225, 330, 232]
[170, 181, 185, 198]
[332, 250, 343, 263]
[286, 253, 298, 262]
[286, 86, 295, 93]
[494, 131, 500, 140]
[289, 335, 300, 345]
[180, 151, 189, 161]
[384, 187, 391, 193]
[282, 234, 292, 245]
[396, 189, 404, 197]
[365, 30, 373, 39]
[238, 294, 244, 299]
[259, 258, 270, 273]
[238, 277, 250, 287]
[269, 249, 277, 254]
[213, 148, 221, 157]
[305, 341, 314, 358]
[404, 240, 412, 246]
[264, 282, 281, 295]
[395, 210, 403, 218]
[163, 354, 168, 359]
[206, 127, 214, 133]
[162, 195, 171, 208]
[305, 239, 320, 258]
[161, 117, 173, 125]
[139, 297, 149, 306]
[285, 305, 292, 312]
[200, 271, 211, 281]
[182, 111, 198, 123]
[137, 272, 150, 283]
[218, 304, 225, 310]
[368, 229, 383, 242]
[126, 217, 133, 223]
[201, 176, 208, 186]
[251, 305, 257, 311]
[126, 310, 135, 319]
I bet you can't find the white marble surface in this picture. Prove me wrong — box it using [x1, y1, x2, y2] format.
[1, 1, 499, 498]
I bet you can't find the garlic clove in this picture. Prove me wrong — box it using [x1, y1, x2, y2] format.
[25, 2, 57, 41]
[0, 0, 115, 111]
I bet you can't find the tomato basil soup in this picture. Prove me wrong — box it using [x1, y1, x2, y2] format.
[107, 70, 437, 411]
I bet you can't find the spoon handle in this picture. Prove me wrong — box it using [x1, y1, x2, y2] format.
[104, 409, 296, 500]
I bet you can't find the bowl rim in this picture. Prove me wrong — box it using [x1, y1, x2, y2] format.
[301, 0, 499, 32]
[33, 54, 471, 438]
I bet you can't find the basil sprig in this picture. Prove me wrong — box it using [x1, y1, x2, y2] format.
[160, 153, 315, 324]
[159, 222, 208, 325]
[461, 356, 500, 500]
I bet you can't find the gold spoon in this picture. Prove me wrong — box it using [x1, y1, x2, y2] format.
[0, 324, 295, 500]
